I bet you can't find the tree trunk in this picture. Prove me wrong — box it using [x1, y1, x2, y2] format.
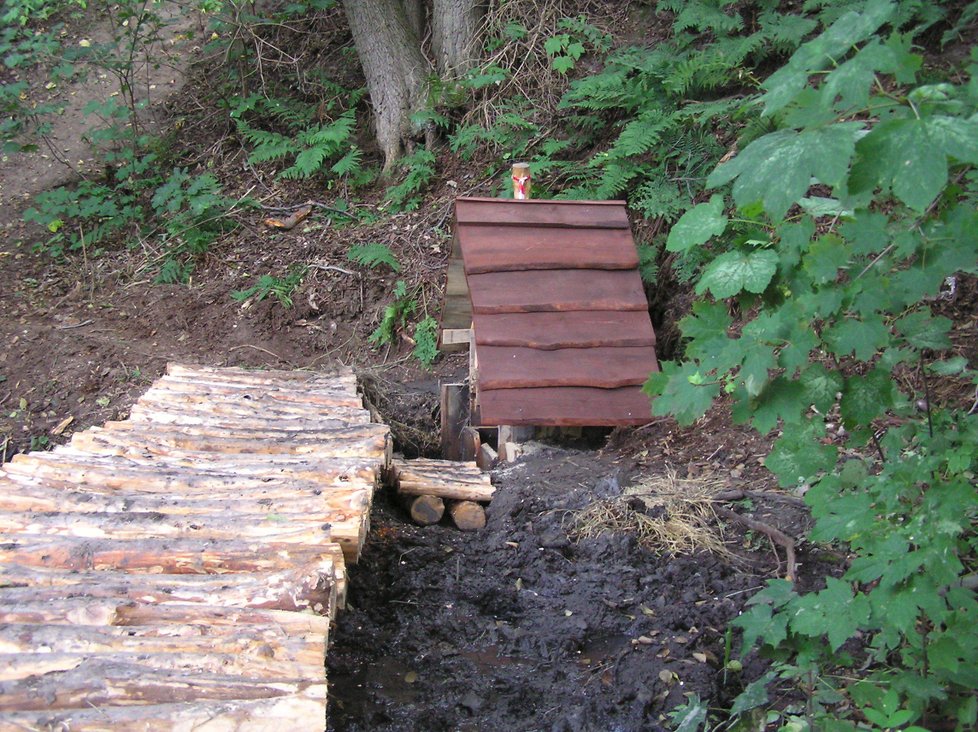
[342, 0, 431, 171]
[431, 0, 484, 75]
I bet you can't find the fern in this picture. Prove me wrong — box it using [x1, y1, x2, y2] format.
[669, 0, 744, 35]
[385, 149, 436, 212]
[347, 242, 400, 272]
[412, 315, 439, 367]
[632, 179, 689, 222]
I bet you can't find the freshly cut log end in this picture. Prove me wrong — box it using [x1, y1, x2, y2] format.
[449, 501, 486, 531]
[401, 494, 445, 526]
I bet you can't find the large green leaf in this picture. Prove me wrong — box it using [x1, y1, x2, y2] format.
[695, 250, 778, 299]
[707, 124, 861, 219]
[801, 363, 843, 413]
[666, 194, 727, 252]
[824, 315, 890, 361]
[765, 430, 838, 487]
[840, 368, 893, 427]
[850, 117, 948, 211]
[895, 310, 952, 351]
[644, 361, 721, 426]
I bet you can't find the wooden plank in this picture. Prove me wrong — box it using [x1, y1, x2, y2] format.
[455, 197, 629, 229]
[0, 695, 326, 731]
[478, 386, 653, 426]
[440, 328, 473, 345]
[458, 225, 639, 274]
[167, 362, 352, 384]
[478, 345, 658, 390]
[128, 404, 372, 428]
[474, 311, 656, 350]
[439, 383, 468, 461]
[445, 258, 470, 296]
[467, 269, 647, 314]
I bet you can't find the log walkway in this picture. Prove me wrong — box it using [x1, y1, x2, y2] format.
[0, 363, 390, 731]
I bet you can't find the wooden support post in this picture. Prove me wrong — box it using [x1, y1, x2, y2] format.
[458, 426, 480, 462]
[439, 383, 469, 461]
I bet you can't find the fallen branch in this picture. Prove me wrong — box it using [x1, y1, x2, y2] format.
[715, 506, 797, 586]
[258, 200, 358, 218]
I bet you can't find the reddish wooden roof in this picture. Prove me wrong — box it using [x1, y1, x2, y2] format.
[453, 197, 659, 427]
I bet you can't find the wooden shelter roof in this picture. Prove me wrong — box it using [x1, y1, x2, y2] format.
[452, 197, 659, 427]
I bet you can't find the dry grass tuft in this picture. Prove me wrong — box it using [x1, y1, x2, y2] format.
[570, 468, 734, 558]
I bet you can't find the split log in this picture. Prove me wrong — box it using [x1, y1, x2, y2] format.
[3, 454, 378, 491]
[0, 599, 333, 635]
[458, 426, 481, 462]
[168, 361, 353, 384]
[0, 647, 324, 684]
[401, 494, 445, 526]
[0, 537, 348, 608]
[0, 478, 372, 517]
[0, 536, 344, 574]
[0, 508, 367, 563]
[0, 563, 337, 615]
[136, 388, 364, 411]
[449, 500, 487, 531]
[154, 374, 357, 395]
[127, 405, 371, 429]
[397, 479, 494, 502]
[74, 423, 390, 459]
[114, 603, 332, 634]
[0, 657, 327, 710]
[0, 598, 124, 626]
[0, 694, 326, 731]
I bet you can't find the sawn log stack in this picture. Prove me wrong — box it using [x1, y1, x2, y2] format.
[0, 363, 390, 731]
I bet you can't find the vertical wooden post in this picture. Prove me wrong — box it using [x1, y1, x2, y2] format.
[440, 382, 469, 461]
[511, 162, 531, 200]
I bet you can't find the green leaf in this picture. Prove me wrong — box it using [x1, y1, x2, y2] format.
[666, 194, 727, 253]
[824, 315, 890, 361]
[895, 310, 952, 351]
[696, 250, 778, 299]
[729, 671, 776, 716]
[840, 368, 893, 427]
[708, 124, 861, 220]
[851, 118, 947, 212]
[928, 355, 968, 376]
[751, 378, 806, 434]
[644, 361, 721, 426]
[766, 429, 837, 488]
[552, 56, 576, 74]
[800, 364, 843, 413]
[803, 235, 849, 284]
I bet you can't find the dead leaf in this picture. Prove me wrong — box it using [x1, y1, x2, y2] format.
[692, 652, 708, 663]
[658, 669, 676, 685]
[404, 671, 417, 684]
[51, 416, 74, 435]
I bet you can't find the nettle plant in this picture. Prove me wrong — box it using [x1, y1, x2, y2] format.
[646, 0, 978, 727]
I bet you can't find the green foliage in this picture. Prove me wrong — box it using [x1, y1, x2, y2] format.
[24, 181, 142, 258]
[231, 265, 307, 308]
[647, 3, 978, 725]
[412, 315, 439, 367]
[231, 97, 360, 181]
[151, 168, 240, 283]
[347, 243, 400, 273]
[384, 149, 436, 212]
[369, 280, 416, 347]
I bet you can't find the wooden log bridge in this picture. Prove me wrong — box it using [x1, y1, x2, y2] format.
[0, 363, 390, 731]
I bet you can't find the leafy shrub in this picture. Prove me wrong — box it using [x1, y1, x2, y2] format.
[384, 149, 436, 212]
[412, 315, 439, 367]
[648, 2, 978, 726]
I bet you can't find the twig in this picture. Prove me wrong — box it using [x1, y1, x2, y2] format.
[55, 319, 94, 330]
[228, 344, 290, 364]
[308, 263, 357, 276]
[258, 200, 358, 218]
[716, 506, 797, 585]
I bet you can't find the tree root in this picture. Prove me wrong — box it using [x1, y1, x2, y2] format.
[715, 506, 798, 586]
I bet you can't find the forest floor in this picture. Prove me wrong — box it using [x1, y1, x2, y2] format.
[0, 4, 862, 729]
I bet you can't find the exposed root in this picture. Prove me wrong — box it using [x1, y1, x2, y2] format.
[715, 506, 797, 586]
